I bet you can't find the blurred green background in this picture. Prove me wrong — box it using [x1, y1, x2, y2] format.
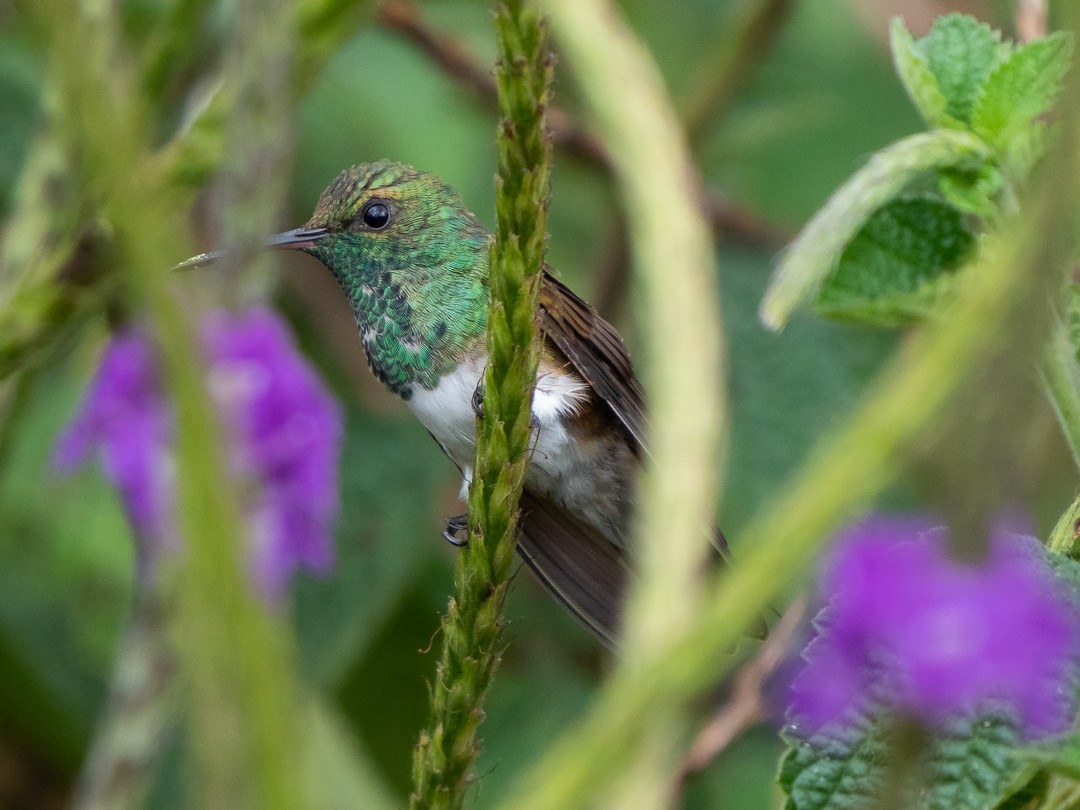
[0, 0, 1067, 807]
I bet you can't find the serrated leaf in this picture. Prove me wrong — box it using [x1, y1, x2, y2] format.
[781, 714, 1029, 810]
[1045, 543, 1080, 590]
[815, 274, 958, 328]
[891, 18, 957, 128]
[813, 196, 975, 327]
[760, 129, 989, 329]
[924, 717, 1026, 810]
[915, 14, 1008, 124]
[971, 32, 1073, 165]
[1003, 121, 1050, 183]
[779, 719, 887, 810]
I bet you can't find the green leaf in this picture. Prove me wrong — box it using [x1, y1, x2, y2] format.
[991, 769, 1048, 809]
[914, 14, 1008, 124]
[813, 196, 975, 327]
[1002, 121, 1050, 184]
[937, 165, 1003, 217]
[1046, 531, 1080, 587]
[779, 721, 887, 810]
[1008, 544, 1080, 800]
[780, 715, 1029, 810]
[971, 32, 1074, 167]
[891, 18, 956, 129]
[925, 717, 1027, 810]
[760, 129, 989, 329]
[1020, 734, 1080, 782]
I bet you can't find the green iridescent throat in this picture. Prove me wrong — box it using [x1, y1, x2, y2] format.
[305, 228, 488, 399]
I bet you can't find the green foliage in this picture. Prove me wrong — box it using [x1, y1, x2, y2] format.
[891, 19, 956, 129]
[774, 13, 1080, 809]
[759, 129, 988, 329]
[780, 715, 1029, 810]
[814, 196, 974, 326]
[910, 14, 1007, 126]
[971, 33, 1073, 160]
[1023, 735, 1080, 784]
[937, 163, 1004, 217]
[762, 14, 1074, 331]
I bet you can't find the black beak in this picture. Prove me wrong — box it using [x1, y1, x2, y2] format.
[174, 226, 330, 270]
[266, 226, 330, 251]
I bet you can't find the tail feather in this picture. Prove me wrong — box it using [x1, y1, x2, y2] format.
[516, 491, 632, 650]
[515, 493, 747, 648]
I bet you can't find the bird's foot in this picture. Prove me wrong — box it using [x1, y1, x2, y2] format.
[472, 381, 541, 428]
[442, 513, 469, 548]
[471, 383, 484, 420]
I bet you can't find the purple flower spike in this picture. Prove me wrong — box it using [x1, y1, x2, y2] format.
[54, 336, 175, 557]
[204, 309, 343, 601]
[788, 517, 1080, 740]
[55, 309, 344, 602]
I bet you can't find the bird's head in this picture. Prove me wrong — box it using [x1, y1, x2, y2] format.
[179, 160, 489, 289]
[270, 161, 488, 283]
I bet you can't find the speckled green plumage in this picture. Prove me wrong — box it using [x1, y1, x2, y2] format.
[301, 161, 490, 398]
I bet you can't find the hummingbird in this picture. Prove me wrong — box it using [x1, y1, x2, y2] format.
[181, 159, 726, 649]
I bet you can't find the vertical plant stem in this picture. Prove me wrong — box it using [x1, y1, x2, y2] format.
[1040, 313, 1080, 474]
[41, 1, 305, 807]
[72, 587, 176, 810]
[219, 0, 296, 305]
[547, 0, 724, 663]
[0, 80, 99, 381]
[409, 1, 551, 808]
[541, 0, 724, 805]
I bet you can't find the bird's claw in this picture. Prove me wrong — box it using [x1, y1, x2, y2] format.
[471, 384, 484, 420]
[472, 381, 540, 428]
[443, 513, 469, 548]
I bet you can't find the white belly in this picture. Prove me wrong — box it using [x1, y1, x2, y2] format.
[407, 356, 595, 504]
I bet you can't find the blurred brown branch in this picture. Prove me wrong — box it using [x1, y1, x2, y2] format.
[1016, 0, 1047, 43]
[375, 0, 789, 255]
[682, 0, 796, 147]
[376, 0, 608, 165]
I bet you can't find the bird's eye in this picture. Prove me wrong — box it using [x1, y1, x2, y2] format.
[362, 202, 391, 230]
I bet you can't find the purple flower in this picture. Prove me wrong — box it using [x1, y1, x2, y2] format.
[55, 308, 344, 602]
[788, 517, 1080, 739]
[53, 336, 176, 556]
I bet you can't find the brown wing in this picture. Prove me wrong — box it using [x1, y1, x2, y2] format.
[517, 491, 632, 650]
[508, 272, 644, 649]
[525, 273, 739, 647]
[539, 272, 647, 454]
